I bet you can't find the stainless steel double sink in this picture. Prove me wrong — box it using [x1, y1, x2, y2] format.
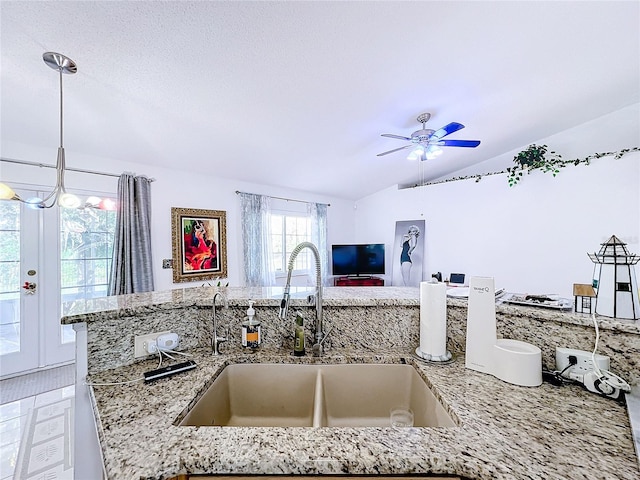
[179, 363, 456, 428]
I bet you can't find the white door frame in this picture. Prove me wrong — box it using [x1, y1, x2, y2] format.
[0, 187, 74, 378]
[0, 192, 40, 376]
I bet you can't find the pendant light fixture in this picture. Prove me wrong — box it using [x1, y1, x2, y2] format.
[0, 52, 82, 208]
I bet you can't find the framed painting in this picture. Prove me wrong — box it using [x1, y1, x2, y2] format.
[391, 219, 425, 287]
[171, 207, 227, 283]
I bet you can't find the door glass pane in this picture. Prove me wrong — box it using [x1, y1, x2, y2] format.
[60, 206, 116, 343]
[0, 202, 20, 354]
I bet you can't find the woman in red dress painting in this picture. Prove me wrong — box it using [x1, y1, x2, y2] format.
[184, 220, 218, 271]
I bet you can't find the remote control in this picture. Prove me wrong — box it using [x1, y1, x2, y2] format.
[143, 360, 197, 382]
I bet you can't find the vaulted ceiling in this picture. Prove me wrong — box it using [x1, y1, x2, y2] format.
[1, 1, 638, 200]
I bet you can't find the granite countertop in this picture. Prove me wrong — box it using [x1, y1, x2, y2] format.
[62, 286, 421, 323]
[88, 348, 639, 480]
[63, 286, 640, 335]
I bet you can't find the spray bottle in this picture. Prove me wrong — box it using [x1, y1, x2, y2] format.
[293, 312, 305, 356]
[241, 300, 261, 349]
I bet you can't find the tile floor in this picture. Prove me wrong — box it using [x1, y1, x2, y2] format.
[0, 384, 74, 480]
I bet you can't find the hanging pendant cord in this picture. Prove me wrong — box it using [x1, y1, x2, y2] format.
[59, 68, 64, 148]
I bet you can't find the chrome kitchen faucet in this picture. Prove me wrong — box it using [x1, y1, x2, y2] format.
[278, 242, 328, 355]
[212, 291, 228, 355]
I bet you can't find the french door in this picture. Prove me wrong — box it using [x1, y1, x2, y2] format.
[0, 187, 115, 378]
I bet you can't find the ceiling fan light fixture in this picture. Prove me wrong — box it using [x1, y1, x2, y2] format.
[378, 112, 480, 159]
[407, 147, 422, 160]
[425, 146, 443, 160]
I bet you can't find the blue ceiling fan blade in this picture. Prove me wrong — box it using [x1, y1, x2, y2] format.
[377, 144, 412, 156]
[381, 133, 412, 141]
[436, 139, 481, 148]
[431, 122, 465, 139]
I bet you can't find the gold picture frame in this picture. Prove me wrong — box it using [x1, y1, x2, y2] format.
[171, 207, 227, 283]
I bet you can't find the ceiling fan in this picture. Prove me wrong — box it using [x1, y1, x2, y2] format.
[377, 113, 480, 161]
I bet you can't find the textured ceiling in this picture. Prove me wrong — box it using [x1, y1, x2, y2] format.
[1, 1, 638, 200]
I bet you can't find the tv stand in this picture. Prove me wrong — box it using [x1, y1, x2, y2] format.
[334, 276, 384, 287]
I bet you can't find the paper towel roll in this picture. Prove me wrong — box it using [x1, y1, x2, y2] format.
[419, 281, 447, 357]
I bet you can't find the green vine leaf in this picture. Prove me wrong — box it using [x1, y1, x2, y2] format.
[408, 146, 638, 189]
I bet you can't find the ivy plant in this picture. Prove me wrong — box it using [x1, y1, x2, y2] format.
[408, 146, 638, 189]
[506, 144, 564, 186]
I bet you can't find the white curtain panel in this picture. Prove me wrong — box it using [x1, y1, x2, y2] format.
[239, 192, 275, 286]
[308, 202, 329, 286]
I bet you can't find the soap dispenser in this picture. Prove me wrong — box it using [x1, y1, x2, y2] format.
[293, 312, 305, 356]
[241, 301, 261, 349]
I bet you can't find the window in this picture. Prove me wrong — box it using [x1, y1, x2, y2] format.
[270, 213, 312, 275]
[239, 192, 327, 287]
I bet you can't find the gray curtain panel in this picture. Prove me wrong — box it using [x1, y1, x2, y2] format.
[108, 173, 154, 295]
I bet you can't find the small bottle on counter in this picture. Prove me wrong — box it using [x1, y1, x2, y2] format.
[241, 300, 261, 349]
[293, 312, 305, 356]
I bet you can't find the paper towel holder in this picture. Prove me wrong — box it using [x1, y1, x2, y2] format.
[415, 279, 454, 364]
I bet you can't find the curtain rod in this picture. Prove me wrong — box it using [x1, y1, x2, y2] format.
[235, 190, 330, 206]
[0, 156, 155, 181]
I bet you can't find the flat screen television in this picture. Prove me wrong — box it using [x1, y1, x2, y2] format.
[331, 244, 385, 276]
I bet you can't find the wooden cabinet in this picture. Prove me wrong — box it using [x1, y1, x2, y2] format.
[334, 276, 384, 286]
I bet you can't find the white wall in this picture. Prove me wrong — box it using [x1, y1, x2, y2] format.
[353, 105, 640, 298]
[0, 143, 356, 291]
[2, 104, 637, 297]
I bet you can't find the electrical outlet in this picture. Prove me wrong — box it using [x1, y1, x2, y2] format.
[156, 332, 180, 351]
[134, 331, 171, 358]
[555, 347, 610, 382]
[162, 259, 173, 269]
